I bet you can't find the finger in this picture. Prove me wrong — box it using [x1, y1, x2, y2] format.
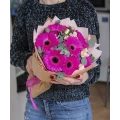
[74, 79, 84, 85]
[50, 80, 70, 85]
[26, 66, 33, 75]
[50, 80, 66, 85]
[63, 77, 78, 83]
[63, 77, 75, 85]
[26, 67, 33, 74]
[79, 74, 83, 79]
[73, 77, 84, 84]
[53, 80, 69, 85]
[29, 70, 34, 75]
[27, 61, 33, 72]
[73, 74, 88, 85]
[77, 74, 83, 80]
[55, 79, 70, 85]
[50, 81, 61, 84]
[63, 77, 72, 81]
[64, 74, 83, 81]
[63, 77, 83, 85]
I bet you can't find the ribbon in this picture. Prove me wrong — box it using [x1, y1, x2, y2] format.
[26, 77, 40, 110]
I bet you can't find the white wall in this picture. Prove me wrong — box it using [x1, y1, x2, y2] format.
[10, 21, 27, 120]
[10, 66, 18, 120]
[97, 12, 110, 82]
[10, 65, 27, 120]
[10, 20, 18, 120]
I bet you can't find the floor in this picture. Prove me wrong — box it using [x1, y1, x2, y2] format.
[16, 82, 110, 120]
[89, 82, 110, 120]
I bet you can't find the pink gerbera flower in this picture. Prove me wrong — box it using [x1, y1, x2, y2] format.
[62, 56, 80, 75]
[43, 50, 65, 72]
[76, 31, 89, 48]
[35, 33, 59, 51]
[85, 56, 92, 68]
[48, 24, 66, 34]
[64, 36, 83, 56]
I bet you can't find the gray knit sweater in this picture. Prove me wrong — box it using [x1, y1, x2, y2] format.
[10, 0, 101, 102]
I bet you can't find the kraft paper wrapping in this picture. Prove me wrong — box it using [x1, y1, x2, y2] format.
[28, 74, 51, 98]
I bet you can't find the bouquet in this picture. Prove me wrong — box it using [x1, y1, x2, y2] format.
[26, 16, 102, 110]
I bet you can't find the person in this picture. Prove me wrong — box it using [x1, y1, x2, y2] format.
[10, 0, 101, 119]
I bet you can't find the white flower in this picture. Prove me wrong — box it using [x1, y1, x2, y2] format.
[73, 31, 77, 37]
[81, 48, 89, 57]
[69, 33, 73, 36]
[69, 32, 77, 38]
[64, 35, 69, 39]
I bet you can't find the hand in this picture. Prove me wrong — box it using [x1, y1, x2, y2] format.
[50, 72, 89, 85]
[26, 56, 34, 75]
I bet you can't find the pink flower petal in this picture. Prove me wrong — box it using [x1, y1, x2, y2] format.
[35, 33, 59, 52]
[43, 50, 65, 72]
[85, 56, 92, 68]
[62, 56, 80, 75]
[77, 31, 89, 48]
[64, 36, 83, 56]
[48, 24, 66, 34]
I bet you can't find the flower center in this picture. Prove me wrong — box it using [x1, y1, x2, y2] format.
[52, 57, 59, 63]
[44, 40, 50, 45]
[67, 62, 72, 68]
[70, 45, 75, 50]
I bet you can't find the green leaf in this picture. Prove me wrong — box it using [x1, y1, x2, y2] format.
[57, 34, 60, 38]
[91, 55, 95, 62]
[57, 44, 65, 50]
[64, 50, 70, 57]
[57, 72, 64, 80]
[60, 37, 64, 43]
[55, 20, 61, 24]
[56, 47, 62, 50]
[60, 49, 66, 54]
[60, 49, 65, 54]
[37, 47, 43, 53]
[81, 57, 87, 65]
[37, 47, 44, 56]
[60, 48, 70, 57]
[88, 39, 95, 47]
[45, 28, 50, 33]
[41, 52, 44, 57]
[58, 43, 66, 48]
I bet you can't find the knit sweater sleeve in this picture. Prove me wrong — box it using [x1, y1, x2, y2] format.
[81, 0, 101, 84]
[10, 3, 32, 71]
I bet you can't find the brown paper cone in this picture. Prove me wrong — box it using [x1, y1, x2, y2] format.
[27, 74, 51, 98]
